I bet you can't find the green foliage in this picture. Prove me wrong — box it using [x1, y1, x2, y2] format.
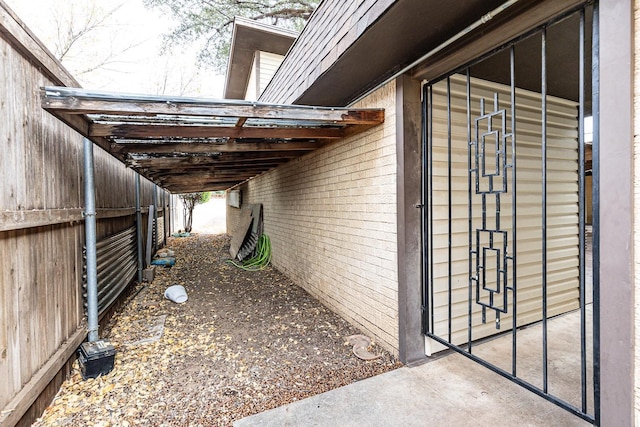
[179, 192, 210, 232]
[143, 0, 319, 72]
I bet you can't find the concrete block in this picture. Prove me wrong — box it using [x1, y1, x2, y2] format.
[142, 266, 156, 283]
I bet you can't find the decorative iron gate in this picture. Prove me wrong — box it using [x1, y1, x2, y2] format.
[421, 3, 599, 424]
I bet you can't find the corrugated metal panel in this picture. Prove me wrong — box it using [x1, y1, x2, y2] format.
[429, 74, 579, 345]
[83, 226, 137, 315]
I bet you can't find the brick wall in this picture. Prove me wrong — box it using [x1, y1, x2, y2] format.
[228, 82, 399, 353]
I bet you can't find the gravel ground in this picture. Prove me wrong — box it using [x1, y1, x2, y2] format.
[34, 234, 402, 426]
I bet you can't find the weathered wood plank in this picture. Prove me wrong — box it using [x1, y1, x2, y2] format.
[0, 325, 86, 427]
[0, 208, 145, 232]
[147, 170, 275, 183]
[113, 141, 322, 155]
[90, 123, 344, 139]
[0, 230, 21, 407]
[41, 87, 385, 124]
[145, 165, 279, 176]
[165, 182, 240, 192]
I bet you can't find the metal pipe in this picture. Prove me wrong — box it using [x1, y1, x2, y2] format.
[446, 77, 453, 343]
[350, 0, 521, 105]
[466, 70, 473, 352]
[83, 137, 99, 342]
[162, 190, 167, 247]
[509, 44, 518, 376]
[135, 174, 143, 283]
[152, 185, 158, 253]
[541, 27, 549, 394]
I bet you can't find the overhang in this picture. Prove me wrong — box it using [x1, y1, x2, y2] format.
[40, 87, 384, 193]
[224, 17, 297, 100]
[288, 0, 585, 107]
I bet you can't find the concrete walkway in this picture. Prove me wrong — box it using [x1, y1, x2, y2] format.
[235, 305, 594, 427]
[234, 351, 590, 427]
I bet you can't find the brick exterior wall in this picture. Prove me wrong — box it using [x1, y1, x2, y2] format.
[227, 82, 399, 353]
[260, 0, 394, 104]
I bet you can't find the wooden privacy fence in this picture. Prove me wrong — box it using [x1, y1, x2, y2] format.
[0, 3, 180, 425]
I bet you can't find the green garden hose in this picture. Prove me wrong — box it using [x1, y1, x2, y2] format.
[228, 234, 272, 271]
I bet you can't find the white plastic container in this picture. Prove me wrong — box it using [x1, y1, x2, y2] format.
[164, 285, 188, 303]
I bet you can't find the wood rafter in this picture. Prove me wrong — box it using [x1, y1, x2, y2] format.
[112, 141, 322, 155]
[90, 123, 344, 139]
[40, 86, 385, 193]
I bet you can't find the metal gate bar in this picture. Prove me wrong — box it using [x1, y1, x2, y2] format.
[578, 8, 588, 415]
[422, 3, 598, 424]
[591, 3, 601, 424]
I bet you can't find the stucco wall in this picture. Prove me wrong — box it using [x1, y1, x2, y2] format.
[228, 82, 399, 353]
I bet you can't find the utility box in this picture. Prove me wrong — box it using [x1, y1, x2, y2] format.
[78, 340, 116, 380]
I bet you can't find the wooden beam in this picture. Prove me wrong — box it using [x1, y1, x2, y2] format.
[90, 123, 344, 139]
[127, 150, 301, 163]
[112, 141, 322, 155]
[0, 207, 146, 232]
[144, 164, 279, 174]
[165, 181, 242, 192]
[157, 171, 260, 182]
[128, 156, 292, 169]
[41, 87, 385, 124]
[148, 165, 277, 181]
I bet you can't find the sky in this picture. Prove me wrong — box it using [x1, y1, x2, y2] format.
[4, 0, 225, 97]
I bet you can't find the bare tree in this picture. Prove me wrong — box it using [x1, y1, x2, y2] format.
[143, 0, 319, 71]
[47, 1, 146, 79]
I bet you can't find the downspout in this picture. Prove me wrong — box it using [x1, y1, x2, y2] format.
[152, 184, 158, 253]
[162, 190, 167, 247]
[350, 0, 521, 105]
[83, 138, 99, 342]
[135, 174, 143, 283]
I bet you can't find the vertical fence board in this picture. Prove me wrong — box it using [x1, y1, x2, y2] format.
[0, 5, 175, 422]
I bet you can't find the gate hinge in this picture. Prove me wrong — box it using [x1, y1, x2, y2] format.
[414, 203, 424, 209]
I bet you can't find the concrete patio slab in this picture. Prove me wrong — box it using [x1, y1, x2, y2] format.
[234, 350, 590, 427]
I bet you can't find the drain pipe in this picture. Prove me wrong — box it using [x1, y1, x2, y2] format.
[152, 185, 158, 253]
[83, 137, 99, 342]
[135, 174, 143, 283]
[78, 138, 116, 380]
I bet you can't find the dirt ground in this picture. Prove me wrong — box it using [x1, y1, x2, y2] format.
[34, 234, 402, 426]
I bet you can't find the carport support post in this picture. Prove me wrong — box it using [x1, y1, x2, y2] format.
[135, 174, 143, 283]
[83, 138, 99, 342]
[152, 184, 158, 252]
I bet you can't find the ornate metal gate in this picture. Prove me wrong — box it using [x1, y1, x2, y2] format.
[421, 3, 599, 423]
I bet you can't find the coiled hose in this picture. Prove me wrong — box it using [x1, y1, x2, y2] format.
[228, 234, 271, 271]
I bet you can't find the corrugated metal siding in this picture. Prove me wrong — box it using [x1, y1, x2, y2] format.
[83, 226, 137, 315]
[428, 74, 579, 345]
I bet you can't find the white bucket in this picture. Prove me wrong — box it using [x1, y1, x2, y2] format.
[164, 285, 188, 303]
